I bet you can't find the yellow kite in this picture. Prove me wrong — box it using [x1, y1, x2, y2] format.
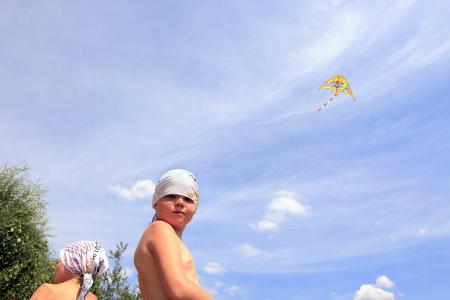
[316, 75, 355, 112]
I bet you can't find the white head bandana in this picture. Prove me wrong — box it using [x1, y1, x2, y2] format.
[152, 169, 199, 208]
[59, 240, 109, 300]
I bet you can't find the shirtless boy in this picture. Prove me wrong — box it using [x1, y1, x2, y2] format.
[134, 169, 214, 300]
[31, 240, 108, 300]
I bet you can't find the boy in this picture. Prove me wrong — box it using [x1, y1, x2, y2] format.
[31, 240, 109, 300]
[134, 169, 213, 300]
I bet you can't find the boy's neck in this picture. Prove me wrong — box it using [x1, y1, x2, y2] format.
[174, 227, 184, 239]
[60, 277, 82, 287]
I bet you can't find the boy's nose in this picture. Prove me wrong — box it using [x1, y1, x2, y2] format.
[174, 196, 185, 206]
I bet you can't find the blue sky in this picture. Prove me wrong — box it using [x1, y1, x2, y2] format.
[1, 0, 450, 299]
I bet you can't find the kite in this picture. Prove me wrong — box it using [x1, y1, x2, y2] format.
[316, 74, 355, 112]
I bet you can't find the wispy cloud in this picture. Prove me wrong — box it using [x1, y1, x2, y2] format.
[233, 243, 264, 257]
[296, 10, 364, 74]
[205, 281, 244, 299]
[417, 228, 428, 236]
[224, 285, 242, 297]
[2, 0, 450, 298]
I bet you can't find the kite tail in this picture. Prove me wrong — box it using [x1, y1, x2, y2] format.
[316, 96, 335, 112]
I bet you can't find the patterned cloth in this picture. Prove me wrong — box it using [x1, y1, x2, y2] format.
[152, 169, 199, 207]
[59, 240, 109, 300]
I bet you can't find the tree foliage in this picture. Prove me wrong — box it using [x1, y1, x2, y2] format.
[0, 164, 140, 299]
[92, 242, 140, 300]
[0, 164, 54, 299]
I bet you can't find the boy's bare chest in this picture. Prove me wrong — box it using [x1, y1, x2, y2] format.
[180, 243, 199, 284]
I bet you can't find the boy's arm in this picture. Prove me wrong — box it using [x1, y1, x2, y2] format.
[149, 221, 214, 300]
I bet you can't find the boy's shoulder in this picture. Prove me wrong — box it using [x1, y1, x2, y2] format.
[86, 292, 98, 300]
[31, 282, 97, 300]
[148, 220, 176, 234]
[139, 221, 178, 245]
[146, 221, 182, 247]
[30, 283, 55, 299]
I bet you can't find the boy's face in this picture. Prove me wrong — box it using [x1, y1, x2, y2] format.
[53, 262, 73, 283]
[155, 194, 197, 229]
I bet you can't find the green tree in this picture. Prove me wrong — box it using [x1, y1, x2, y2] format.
[92, 242, 141, 300]
[0, 164, 54, 299]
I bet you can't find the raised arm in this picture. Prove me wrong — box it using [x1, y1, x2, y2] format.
[149, 221, 213, 300]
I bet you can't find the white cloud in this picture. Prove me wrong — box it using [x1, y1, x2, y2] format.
[204, 262, 225, 275]
[123, 266, 135, 278]
[110, 179, 155, 201]
[225, 285, 241, 297]
[376, 275, 395, 289]
[418, 228, 428, 236]
[252, 191, 310, 232]
[354, 276, 396, 300]
[354, 284, 395, 300]
[255, 219, 280, 231]
[205, 281, 222, 297]
[234, 243, 264, 257]
[205, 281, 243, 299]
[3, 0, 450, 296]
